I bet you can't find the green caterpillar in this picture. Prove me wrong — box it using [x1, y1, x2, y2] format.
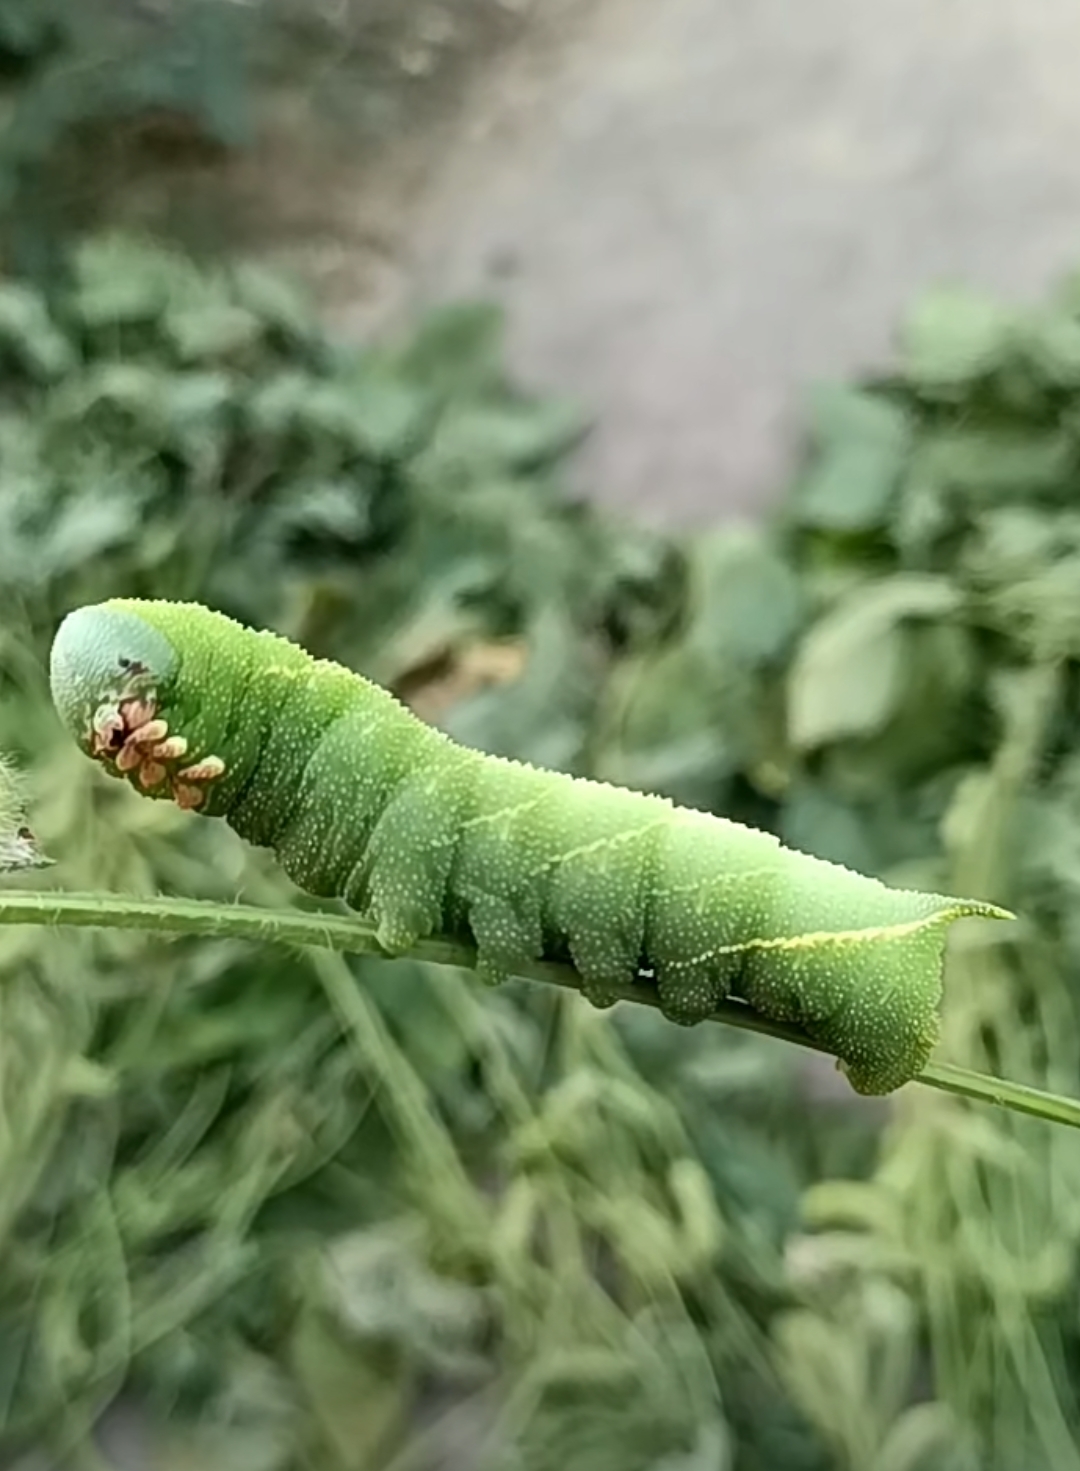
[48, 599, 1009, 1094]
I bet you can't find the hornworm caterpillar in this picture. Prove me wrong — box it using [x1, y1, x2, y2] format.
[0, 753, 51, 873]
[49, 599, 1009, 1094]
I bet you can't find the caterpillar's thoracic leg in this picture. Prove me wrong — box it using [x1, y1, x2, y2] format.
[177, 757, 226, 783]
[152, 737, 189, 761]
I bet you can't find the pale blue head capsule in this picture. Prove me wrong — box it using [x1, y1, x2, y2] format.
[50, 604, 178, 754]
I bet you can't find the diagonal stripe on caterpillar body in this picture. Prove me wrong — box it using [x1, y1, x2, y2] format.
[49, 599, 1010, 1094]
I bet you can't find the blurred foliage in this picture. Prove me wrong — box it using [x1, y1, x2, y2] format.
[591, 269, 1080, 1468]
[6, 229, 1080, 1471]
[0, 233, 835, 1471]
[706, 274, 1080, 1471]
[0, 0, 256, 272]
[0, 0, 524, 276]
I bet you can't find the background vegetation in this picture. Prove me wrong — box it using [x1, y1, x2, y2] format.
[2, 3, 1080, 1469]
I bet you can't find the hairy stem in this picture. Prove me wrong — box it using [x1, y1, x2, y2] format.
[0, 890, 1076, 1129]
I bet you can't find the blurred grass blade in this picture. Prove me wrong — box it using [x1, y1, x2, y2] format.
[1, 890, 1078, 1130]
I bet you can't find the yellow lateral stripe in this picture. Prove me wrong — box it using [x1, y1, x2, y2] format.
[659, 904, 1013, 972]
[650, 866, 784, 902]
[461, 794, 548, 831]
[528, 817, 673, 874]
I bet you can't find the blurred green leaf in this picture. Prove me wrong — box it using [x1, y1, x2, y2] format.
[0, 283, 75, 380]
[70, 234, 203, 329]
[794, 386, 910, 531]
[1020, 309, 1080, 388]
[898, 285, 1017, 391]
[912, 425, 1076, 503]
[786, 576, 960, 749]
[396, 301, 507, 396]
[686, 526, 803, 667]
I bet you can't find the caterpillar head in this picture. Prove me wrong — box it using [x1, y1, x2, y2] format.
[50, 601, 228, 811]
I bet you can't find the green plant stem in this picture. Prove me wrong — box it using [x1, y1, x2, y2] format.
[1, 889, 1078, 1129]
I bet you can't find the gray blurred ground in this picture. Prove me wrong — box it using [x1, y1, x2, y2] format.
[360, 0, 1080, 527]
